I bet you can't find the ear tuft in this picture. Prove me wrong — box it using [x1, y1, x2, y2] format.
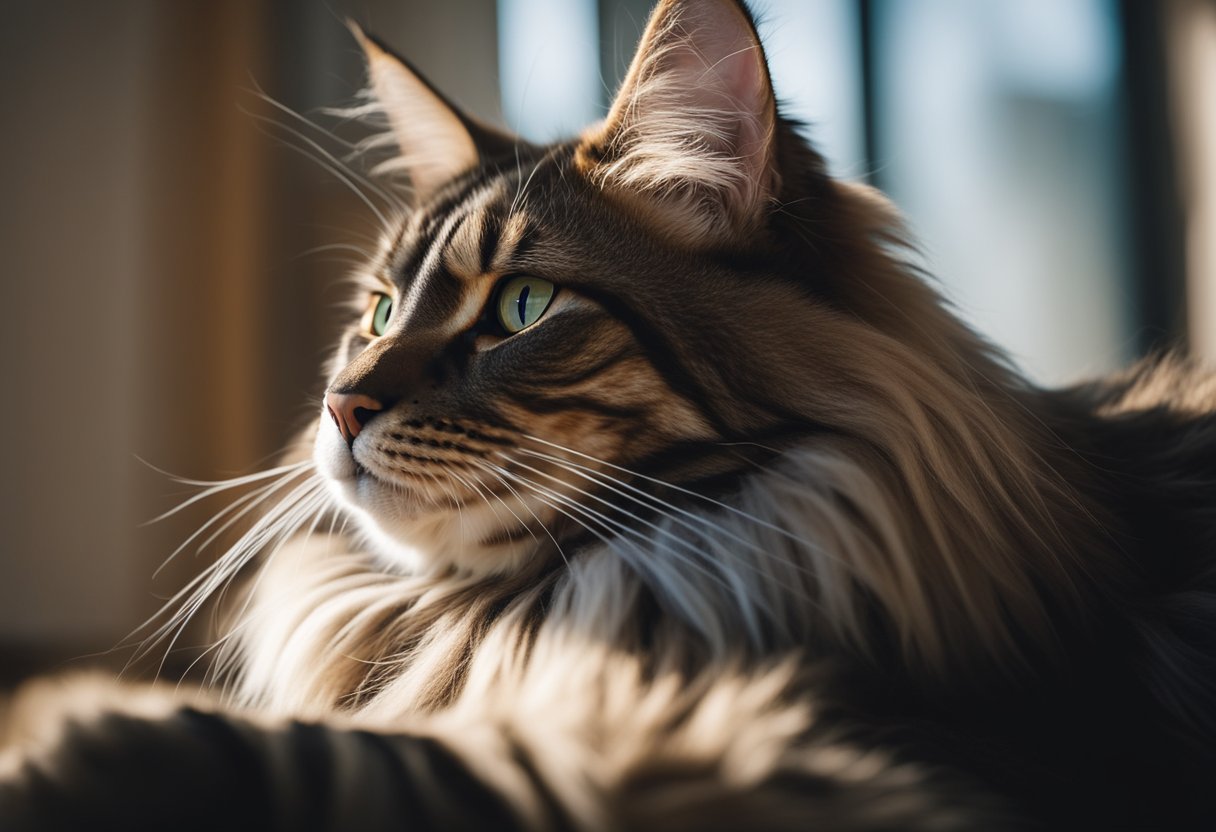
[349, 23, 481, 199]
[579, 0, 778, 248]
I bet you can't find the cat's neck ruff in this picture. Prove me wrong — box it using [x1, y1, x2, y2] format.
[233, 409, 1102, 719]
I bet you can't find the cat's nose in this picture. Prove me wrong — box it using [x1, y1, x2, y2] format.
[325, 391, 384, 443]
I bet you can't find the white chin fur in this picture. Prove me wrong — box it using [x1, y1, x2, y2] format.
[312, 413, 540, 576]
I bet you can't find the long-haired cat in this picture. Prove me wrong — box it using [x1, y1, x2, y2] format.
[3, 1, 1214, 829]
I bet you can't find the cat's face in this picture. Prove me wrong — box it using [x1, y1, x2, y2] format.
[314, 163, 727, 573]
[313, 0, 939, 575]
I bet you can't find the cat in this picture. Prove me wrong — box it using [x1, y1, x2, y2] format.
[2, 0, 1215, 829]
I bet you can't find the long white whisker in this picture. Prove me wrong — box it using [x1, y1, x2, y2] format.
[160, 481, 330, 663]
[497, 464, 757, 636]
[242, 109, 394, 229]
[242, 95, 407, 214]
[179, 489, 335, 693]
[128, 475, 328, 678]
[152, 468, 314, 580]
[514, 447, 831, 575]
[519, 434, 823, 550]
[518, 447, 841, 583]
[510, 154, 547, 217]
[129, 488, 310, 660]
[495, 463, 735, 595]
[151, 482, 323, 656]
[216, 487, 339, 689]
[473, 460, 569, 567]
[488, 465, 629, 564]
[498, 454, 739, 574]
[452, 466, 539, 548]
[140, 460, 313, 525]
[247, 81, 364, 153]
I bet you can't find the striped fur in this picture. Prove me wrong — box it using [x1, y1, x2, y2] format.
[3, 1, 1214, 829]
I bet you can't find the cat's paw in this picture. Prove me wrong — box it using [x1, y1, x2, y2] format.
[0, 672, 200, 779]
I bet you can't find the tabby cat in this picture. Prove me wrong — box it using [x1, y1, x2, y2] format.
[3, 1, 1214, 829]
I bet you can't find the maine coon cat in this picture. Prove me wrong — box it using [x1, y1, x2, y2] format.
[3, 0, 1215, 828]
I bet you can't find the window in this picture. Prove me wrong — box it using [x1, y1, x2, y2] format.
[498, 0, 1146, 384]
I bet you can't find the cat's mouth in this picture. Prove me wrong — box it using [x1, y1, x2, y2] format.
[313, 416, 560, 573]
[345, 450, 448, 511]
[316, 419, 482, 520]
[314, 417, 426, 511]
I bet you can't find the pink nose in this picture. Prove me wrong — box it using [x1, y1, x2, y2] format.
[325, 391, 383, 443]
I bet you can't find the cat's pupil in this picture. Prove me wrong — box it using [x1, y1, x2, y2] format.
[517, 285, 530, 327]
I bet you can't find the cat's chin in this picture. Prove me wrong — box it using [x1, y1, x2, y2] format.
[344, 500, 541, 577]
[313, 419, 541, 576]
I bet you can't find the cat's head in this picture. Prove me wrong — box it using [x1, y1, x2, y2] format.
[314, 0, 997, 577]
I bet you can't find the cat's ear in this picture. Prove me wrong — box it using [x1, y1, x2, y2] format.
[576, 0, 778, 248]
[351, 24, 515, 199]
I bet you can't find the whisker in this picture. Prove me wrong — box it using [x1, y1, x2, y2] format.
[242, 91, 409, 214]
[150, 482, 326, 668]
[495, 465, 755, 635]
[210, 487, 339, 692]
[493, 462, 735, 595]
[242, 108, 395, 229]
[139, 460, 313, 525]
[247, 80, 364, 153]
[451, 466, 539, 548]
[513, 447, 831, 575]
[518, 435, 827, 552]
[293, 242, 378, 261]
[487, 466, 630, 565]
[125, 473, 328, 678]
[510, 153, 547, 217]
[152, 467, 314, 580]
[179, 488, 334, 693]
[473, 460, 569, 567]
[135, 476, 325, 652]
[498, 454, 743, 575]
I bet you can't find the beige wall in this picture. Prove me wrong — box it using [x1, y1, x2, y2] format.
[0, 0, 499, 678]
[0, 1, 154, 656]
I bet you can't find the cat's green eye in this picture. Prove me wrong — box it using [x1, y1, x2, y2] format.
[364, 292, 393, 338]
[496, 276, 555, 335]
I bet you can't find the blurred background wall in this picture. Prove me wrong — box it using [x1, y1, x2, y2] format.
[1, 0, 1213, 682]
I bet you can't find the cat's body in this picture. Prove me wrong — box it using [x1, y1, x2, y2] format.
[2, 1, 1214, 829]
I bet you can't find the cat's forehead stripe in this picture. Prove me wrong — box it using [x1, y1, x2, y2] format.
[489, 212, 534, 275]
[409, 233, 470, 322]
[442, 181, 510, 279]
[420, 172, 493, 239]
[384, 171, 493, 286]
